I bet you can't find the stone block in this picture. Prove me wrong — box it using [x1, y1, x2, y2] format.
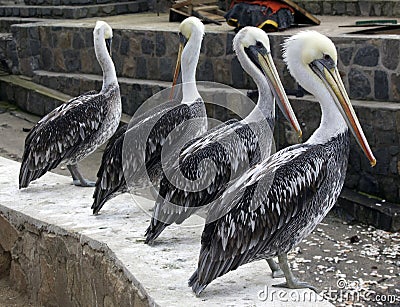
[0, 216, 19, 252]
[391, 73, 400, 101]
[155, 32, 165, 57]
[135, 57, 147, 79]
[354, 45, 379, 67]
[141, 37, 154, 55]
[349, 68, 371, 99]
[0, 244, 11, 277]
[120, 37, 129, 56]
[382, 39, 400, 70]
[339, 47, 353, 66]
[374, 70, 388, 100]
[10, 261, 28, 294]
[332, 1, 345, 15]
[205, 33, 224, 57]
[346, 2, 358, 15]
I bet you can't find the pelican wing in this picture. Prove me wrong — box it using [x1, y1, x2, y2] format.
[190, 143, 328, 292]
[92, 123, 128, 214]
[92, 99, 206, 213]
[19, 90, 112, 188]
[145, 119, 268, 243]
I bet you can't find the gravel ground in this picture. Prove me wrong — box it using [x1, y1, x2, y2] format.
[0, 103, 399, 306]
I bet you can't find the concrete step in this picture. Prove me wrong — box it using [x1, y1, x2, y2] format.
[0, 74, 132, 122]
[0, 30, 19, 74]
[0, 73, 70, 115]
[0, 17, 43, 32]
[2, 70, 400, 206]
[24, 0, 124, 5]
[32, 70, 171, 116]
[11, 15, 400, 104]
[0, 0, 149, 19]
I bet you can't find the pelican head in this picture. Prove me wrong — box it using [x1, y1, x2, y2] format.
[234, 27, 301, 137]
[283, 31, 376, 166]
[94, 20, 113, 55]
[171, 17, 205, 98]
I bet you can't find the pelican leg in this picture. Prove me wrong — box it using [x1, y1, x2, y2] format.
[266, 258, 284, 278]
[67, 164, 95, 187]
[272, 253, 317, 291]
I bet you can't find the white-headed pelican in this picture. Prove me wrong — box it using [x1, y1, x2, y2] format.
[189, 30, 376, 295]
[145, 27, 301, 252]
[92, 17, 207, 214]
[19, 21, 121, 188]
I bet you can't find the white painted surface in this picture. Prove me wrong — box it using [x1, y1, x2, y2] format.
[0, 157, 332, 306]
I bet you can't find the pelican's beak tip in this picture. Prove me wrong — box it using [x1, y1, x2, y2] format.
[370, 159, 377, 167]
[298, 129, 303, 139]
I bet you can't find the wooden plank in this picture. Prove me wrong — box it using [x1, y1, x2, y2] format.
[191, 0, 217, 5]
[280, 0, 320, 25]
[193, 5, 219, 11]
[199, 10, 225, 21]
[172, 0, 192, 9]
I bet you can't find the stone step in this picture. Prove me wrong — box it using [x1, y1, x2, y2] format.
[0, 17, 43, 32]
[0, 32, 18, 74]
[11, 16, 400, 104]
[0, 74, 131, 122]
[294, 0, 400, 18]
[2, 71, 400, 205]
[32, 70, 171, 116]
[0, 1, 148, 19]
[0, 73, 71, 115]
[24, 0, 124, 5]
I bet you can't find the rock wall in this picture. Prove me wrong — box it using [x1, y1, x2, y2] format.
[275, 97, 400, 204]
[295, 0, 400, 18]
[0, 213, 149, 306]
[11, 23, 400, 104]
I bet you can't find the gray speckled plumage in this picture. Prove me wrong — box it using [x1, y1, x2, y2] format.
[19, 84, 121, 188]
[189, 131, 350, 294]
[92, 98, 207, 214]
[145, 116, 274, 243]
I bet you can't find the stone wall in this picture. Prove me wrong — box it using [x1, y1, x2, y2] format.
[0, 32, 18, 74]
[12, 23, 400, 104]
[275, 97, 400, 204]
[0, 213, 149, 306]
[6, 23, 400, 203]
[294, 0, 400, 18]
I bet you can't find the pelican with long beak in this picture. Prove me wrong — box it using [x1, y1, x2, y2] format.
[189, 30, 376, 295]
[145, 27, 301, 276]
[19, 21, 121, 188]
[92, 17, 207, 214]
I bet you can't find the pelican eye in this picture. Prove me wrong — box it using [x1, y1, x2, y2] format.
[323, 54, 331, 61]
[256, 41, 263, 48]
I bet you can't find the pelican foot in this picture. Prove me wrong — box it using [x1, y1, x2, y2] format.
[272, 279, 317, 291]
[271, 269, 285, 279]
[266, 258, 284, 278]
[72, 179, 96, 187]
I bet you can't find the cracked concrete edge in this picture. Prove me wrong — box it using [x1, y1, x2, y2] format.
[0, 202, 160, 307]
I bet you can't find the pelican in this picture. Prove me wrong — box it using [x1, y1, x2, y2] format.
[19, 21, 121, 188]
[145, 27, 301, 248]
[189, 30, 376, 295]
[92, 17, 207, 214]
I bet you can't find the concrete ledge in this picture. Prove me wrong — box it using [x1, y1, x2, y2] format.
[0, 157, 331, 306]
[337, 188, 400, 232]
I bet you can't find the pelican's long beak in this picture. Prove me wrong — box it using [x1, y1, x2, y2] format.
[170, 33, 187, 99]
[105, 38, 112, 56]
[256, 49, 302, 138]
[311, 59, 376, 166]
